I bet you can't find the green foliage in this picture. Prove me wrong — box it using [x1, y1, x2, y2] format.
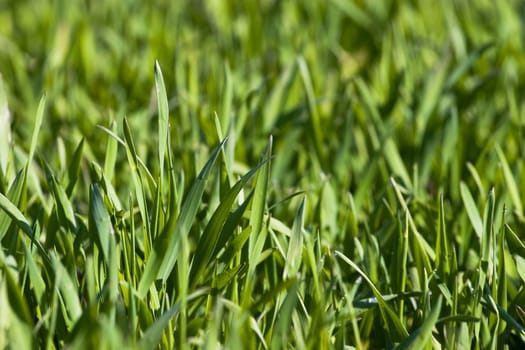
[1, 0, 525, 348]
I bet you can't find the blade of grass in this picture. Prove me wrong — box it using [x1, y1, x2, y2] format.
[335, 250, 409, 341]
[283, 197, 305, 279]
[460, 182, 483, 239]
[190, 161, 266, 287]
[0, 75, 11, 177]
[155, 60, 169, 183]
[495, 145, 523, 217]
[398, 296, 442, 349]
[138, 138, 227, 297]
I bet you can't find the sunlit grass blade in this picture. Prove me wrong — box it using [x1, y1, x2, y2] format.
[138, 138, 228, 297]
[436, 193, 452, 281]
[190, 161, 266, 287]
[495, 145, 523, 218]
[103, 118, 119, 182]
[283, 196, 305, 279]
[27, 94, 46, 171]
[123, 116, 150, 240]
[155, 60, 169, 183]
[460, 181, 483, 239]
[44, 161, 78, 232]
[0, 75, 11, 177]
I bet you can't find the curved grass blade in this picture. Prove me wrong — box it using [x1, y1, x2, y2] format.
[335, 250, 409, 341]
[0, 170, 27, 241]
[0, 192, 33, 237]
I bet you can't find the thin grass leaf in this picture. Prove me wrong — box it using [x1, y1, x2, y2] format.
[155, 60, 169, 182]
[495, 145, 523, 216]
[335, 250, 409, 341]
[123, 116, 150, 239]
[89, 184, 114, 265]
[283, 197, 305, 279]
[103, 118, 119, 182]
[0, 75, 11, 177]
[436, 193, 451, 281]
[65, 138, 84, 196]
[249, 136, 272, 253]
[460, 182, 483, 239]
[27, 94, 46, 170]
[44, 162, 78, 232]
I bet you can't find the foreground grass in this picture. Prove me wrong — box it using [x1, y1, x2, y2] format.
[1, 0, 525, 348]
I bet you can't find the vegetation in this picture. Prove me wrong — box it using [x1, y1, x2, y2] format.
[1, 0, 525, 348]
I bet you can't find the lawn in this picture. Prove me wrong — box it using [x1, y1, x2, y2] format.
[1, 0, 525, 348]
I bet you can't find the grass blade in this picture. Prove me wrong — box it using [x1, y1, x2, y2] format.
[283, 197, 305, 279]
[138, 138, 227, 297]
[335, 250, 409, 341]
[398, 296, 442, 349]
[155, 60, 169, 182]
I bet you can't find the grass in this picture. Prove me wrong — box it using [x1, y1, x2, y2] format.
[1, 0, 525, 348]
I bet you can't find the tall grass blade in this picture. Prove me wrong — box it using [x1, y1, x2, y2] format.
[155, 60, 169, 183]
[283, 197, 305, 278]
[138, 138, 227, 297]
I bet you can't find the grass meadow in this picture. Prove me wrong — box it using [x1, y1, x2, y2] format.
[1, 0, 525, 348]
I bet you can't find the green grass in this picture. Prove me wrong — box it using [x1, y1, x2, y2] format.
[1, 0, 525, 348]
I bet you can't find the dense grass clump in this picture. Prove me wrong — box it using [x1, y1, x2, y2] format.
[1, 0, 525, 348]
